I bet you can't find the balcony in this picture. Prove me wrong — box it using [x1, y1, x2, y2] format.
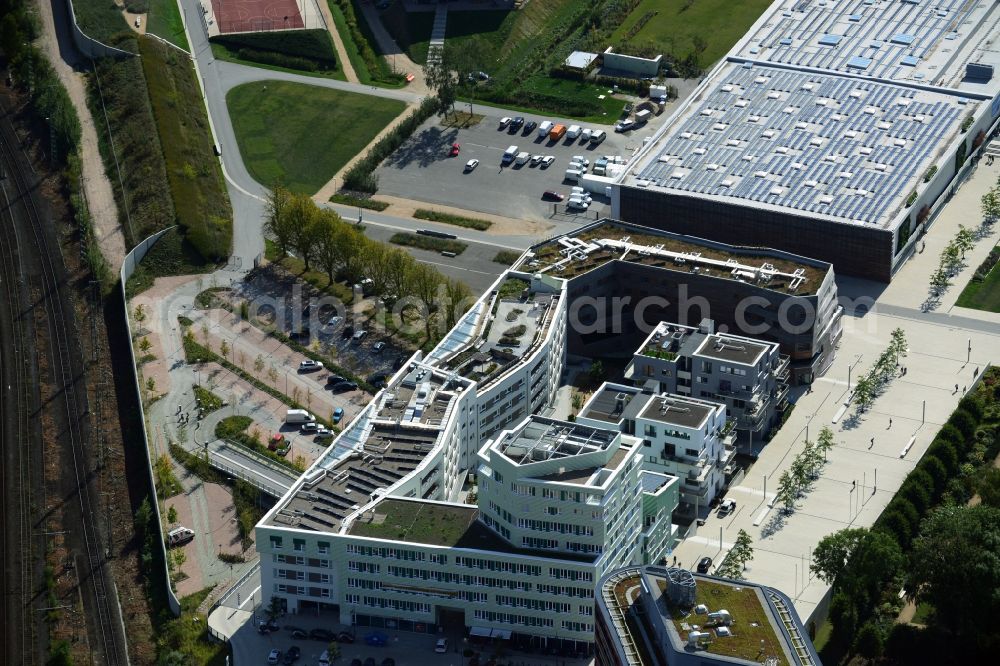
[773, 383, 790, 407]
[774, 355, 791, 381]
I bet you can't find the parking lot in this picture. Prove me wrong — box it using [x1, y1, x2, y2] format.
[375, 109, 657, 222]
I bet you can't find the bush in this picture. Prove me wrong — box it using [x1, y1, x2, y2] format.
[343, 97, 439, 193]
[236, 48, 318, 72]
[854, 621, 885, 660]
[948, 409, 978, 442]
[928, 439, 959, 473]
[878, 510, 913, 547]
[331, 0, 404, 84]
[389, 232, 467, 255]
[413, 209, 492, 230]
[923, 165, 938, 182]
[493, 250, 521, 265]
[918, 455, 949, 498]
[212, 29, 337, 68]
[6, 44, 81, 163]
[330, 193, 390, 211]
[906, 190, 918, 207]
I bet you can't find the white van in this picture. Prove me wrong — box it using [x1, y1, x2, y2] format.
[166, 526, 195, 547]
[318, 650, 331, 666]
[537, 121, 554, 138]
[515, 151, 531, 166]
[566, 124, 582, 139]
[567, 161, 585, 173]
[502, 145, 518, 164]
[567, 198, 589, 210]
[285, 408, 315, 424]
[564, 169, 582, 182]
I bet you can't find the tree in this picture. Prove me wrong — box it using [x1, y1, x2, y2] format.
[811, 527, 867, 584]
[854, 621, 885, 660]
[139, 337, 152, 354]
[775, 470, 797, 513]
[816, 425, 835, 460]
[133, 304, 146, 332]
[976, 467, 1000, 508]
[890, 327, 907, 361]
[732, 529, 754, 570]
[589, 360, 605, 385]
[918, 455, 949, 498]
[908, 505, 1000, 643]
[219, 339, 230, 359]
[955, 225, 975, 256]
[314, 208, 343, 284]
[854, 374, 874, 411]
[424, 59, 457, 117]
[263, 185, 295, 256]
[167, 505, 178, 524]
[287, 194, 323, 271]
[981, 187, 1000, 221]
[145, 376, 156, 395]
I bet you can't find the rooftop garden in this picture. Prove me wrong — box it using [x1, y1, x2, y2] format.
[642, 346, 678, 361]
[664, 579, 787, 665]
[496, 276, 530, 302]
[349, 499, 477, 547]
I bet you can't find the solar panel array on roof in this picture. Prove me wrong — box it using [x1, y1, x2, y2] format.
[740, 0, 968, 80]
[634, 64, 964, 226]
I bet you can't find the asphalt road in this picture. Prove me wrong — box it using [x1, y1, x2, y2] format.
[375, 111, 654, 222]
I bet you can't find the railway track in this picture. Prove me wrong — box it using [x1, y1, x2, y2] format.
[0, 104, 127, 665]
[0, 110, 35, 666]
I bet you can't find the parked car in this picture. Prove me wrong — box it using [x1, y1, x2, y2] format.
[283, 646, 301, 664]
[530, 154, 543, 166]
[697, 557, 713, 574]
[298, 359, 323, 372]
[542, 191, 564, 202]
[524, 120, 537, 134]
[352, 329, 368, 342]
[615, 120, 634, 133]
[465, 158, 479, 172]
[581, 128, 592, 142]
[540, 155, 555, 168]
[571, 155, 591, 168]
[300, 422, 319, 434]
[435, 638, 449, 653]
[332, 381, 358, 393]
[337, 631, 356, 643]
[325, 315, 343, 330]
[267, 649, 282, 665]
[372, 341, 386, 353]
[449, 143, 460, 157]
[510, 116, 524, 130]
[498, 117, 511, 129]
[309, 628, 336, 641]
[364, 659, 376, 666]
[368, 374, 388, 388]
[327, 374, 347, 385]
[315, 426, 332, 437]
[290, 628, 308, 639]
[332, 407, 345, 424]
[718, 499, 736, 517]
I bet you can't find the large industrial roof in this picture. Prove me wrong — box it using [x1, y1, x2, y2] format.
[623, 0, 999, 232]
[630, 62, 971, 228]
[734, 0, 996, 85]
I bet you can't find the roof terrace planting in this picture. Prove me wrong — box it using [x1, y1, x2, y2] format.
[519, 221, 825, 295]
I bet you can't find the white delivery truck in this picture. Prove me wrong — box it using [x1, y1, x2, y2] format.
[564, 168, 582, 182]
[537, 121, 554, 138]
[515, 151, 531, 166]
[286, 408, 315, 424]
[502, 145, 519, 164]
[634, 109, 652, 125]
[166, 526, 195, 547]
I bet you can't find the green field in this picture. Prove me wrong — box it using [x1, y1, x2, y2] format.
[956, 248, 1000, 313]
[226, 81, 406, 194]
[611, 0, 772, 68]
[146, 0, 189, 51]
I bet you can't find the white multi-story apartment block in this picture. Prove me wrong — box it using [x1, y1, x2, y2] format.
[577, 384, 733, 519]
[625, 319, 790, 453]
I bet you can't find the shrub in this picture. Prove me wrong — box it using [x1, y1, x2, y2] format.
[958, 395, 985, 422]
[906, 190, 918, 207]
[389, 232, 467, 255]
[332, 0, 404, 84]
[413, 209, 492, 230]
[928, 439, 959, 473]
[948, 409, 978, 442]
[212, 29, 337, 69]
[329, 193, 390, 211]
[889, 495, 922, 528]
[236, 48, 318, 72]
[878, 510, 913, 547]
[937, 423, 965, 447]
[854, 621, 885, 660]
[923, 165, 938, 182]
[918, 455, 949, 498]
[343, 97, 439, 192]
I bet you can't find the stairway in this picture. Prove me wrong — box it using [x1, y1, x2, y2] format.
[427, 3, 448, 66]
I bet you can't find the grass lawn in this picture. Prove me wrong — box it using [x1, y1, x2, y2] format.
[518, 75, 629, 123]
[349, 499, 477, 546]
[956, 247, 1000, 312]
[328, 1, 374, 83]
[139, 36, 232, 260]
[71, 0, 130, 43]
[612, 0, 773, 69]
[226, 80, 406, 194]
[209, 43, 347, 81]
[146, 0, 189, 51]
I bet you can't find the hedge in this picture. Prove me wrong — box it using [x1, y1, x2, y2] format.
[343, 97, 440, 193]
[211, 29, 337, 69]
[236, 48, 320, 72]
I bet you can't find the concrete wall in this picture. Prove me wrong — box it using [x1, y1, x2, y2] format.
[120, 227, 182, 616]
[64, 0, 135, 59]
[602, 48, 661, 77]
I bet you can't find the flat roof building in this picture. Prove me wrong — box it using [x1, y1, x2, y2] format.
[614, 0, 1000, 281]
[596, 566, 819, 666]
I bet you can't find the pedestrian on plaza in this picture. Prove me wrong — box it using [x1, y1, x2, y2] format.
[955, 383, 959, 393]
[888, 418, 892, 429]
[869, 437, 874, 449]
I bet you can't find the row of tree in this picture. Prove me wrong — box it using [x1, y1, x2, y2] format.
[929, 225, 976, 293]
[263, 186, 473, 335]
[713, 529, 754, 580]
[774, 426, 837, 513]
[853, 327, 907, 412]
[814, 380, 1000, 660]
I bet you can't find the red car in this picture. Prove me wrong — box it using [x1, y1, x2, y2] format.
[449, 143, 460, 156]
[542, 190, 565, 201]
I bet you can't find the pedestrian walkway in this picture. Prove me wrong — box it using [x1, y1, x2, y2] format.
[427, 3, 448, 65]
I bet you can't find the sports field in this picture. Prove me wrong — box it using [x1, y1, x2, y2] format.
[226, 81, 406, 194]
[611, 0, 772, 69]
